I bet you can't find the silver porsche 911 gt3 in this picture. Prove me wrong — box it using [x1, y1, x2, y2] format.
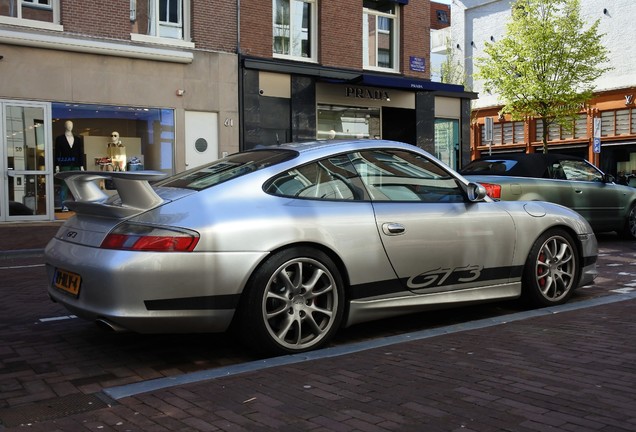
[45, 140, 598, 355]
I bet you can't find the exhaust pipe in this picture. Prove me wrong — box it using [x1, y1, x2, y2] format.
[95, 318, 128, 332]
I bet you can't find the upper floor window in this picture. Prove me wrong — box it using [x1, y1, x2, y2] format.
[273, 0, 316, 61]
[363, 1, 398, 71]
[436, 10, 449, 24]
[131, 0, 192, 45]
[0, 0, 61, 30]
[534, 114, 588, 142]
[151, 0, 182, 38]
[601, 109, 635, 137]
[481, 121, 524, 145]
[22, 0, 51, 8]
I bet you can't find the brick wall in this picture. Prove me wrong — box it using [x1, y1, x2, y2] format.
[192, 1, 236, 52]
[319, 1, 362, 70]
[55, 1, 235, 53]
[402, 0, 430, 79]
[61, 0, 130, 39]
[240, 0, 431, 78]
[430, 1, 450, 30]
[240, 0, 272, 57]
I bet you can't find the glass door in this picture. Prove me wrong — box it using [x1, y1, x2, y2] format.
[434, 118, 460, 171]
[1, 101, 53, 222]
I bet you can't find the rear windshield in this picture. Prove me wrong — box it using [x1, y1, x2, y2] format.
[461, 159, 518, 174]
[156, 149, 298, 191]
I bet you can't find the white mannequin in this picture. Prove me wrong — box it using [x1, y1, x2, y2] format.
[64, 121, 75, 147]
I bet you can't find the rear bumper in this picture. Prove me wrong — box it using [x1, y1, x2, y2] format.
[45, 238, 268, 334]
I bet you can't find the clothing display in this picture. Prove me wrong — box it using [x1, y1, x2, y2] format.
[54, 134, 84, 168]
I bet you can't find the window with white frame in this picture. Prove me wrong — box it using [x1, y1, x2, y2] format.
[22, 0, 51, 8]
[148, 0, 183, 39]
[363, 1, 398, 71]
[0, 0, 60, 28]
[273, 0, 316, 60]
[534, 114, 588, 141]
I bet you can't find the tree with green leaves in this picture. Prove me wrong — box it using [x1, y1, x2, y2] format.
[475, 0, 611, 153]
[439, 37, 468, 88]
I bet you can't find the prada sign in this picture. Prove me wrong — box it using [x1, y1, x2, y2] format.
[345, 87, 390, 101]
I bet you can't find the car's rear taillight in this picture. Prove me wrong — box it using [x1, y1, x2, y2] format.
[479, 182, 502, 200]
[101, 223, 199, 252]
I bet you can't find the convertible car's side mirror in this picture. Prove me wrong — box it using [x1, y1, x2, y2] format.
[602, 173, 615, 184]
[467, 182, 488, 202]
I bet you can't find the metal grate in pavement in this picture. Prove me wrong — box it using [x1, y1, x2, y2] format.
[0, 393, 112, 428]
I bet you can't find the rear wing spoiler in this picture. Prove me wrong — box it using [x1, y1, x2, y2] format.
[56, 170, 168, 218]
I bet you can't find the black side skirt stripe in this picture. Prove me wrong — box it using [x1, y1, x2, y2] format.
[145, 294, 241, 311]
[348, 265, 524, 301]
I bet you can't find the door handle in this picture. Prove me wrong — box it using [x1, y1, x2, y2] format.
[382, 223, 405, 235]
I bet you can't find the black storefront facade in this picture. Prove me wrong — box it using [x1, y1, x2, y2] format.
[239, 57, 477, 171]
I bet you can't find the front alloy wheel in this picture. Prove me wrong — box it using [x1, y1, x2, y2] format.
[523, 229, 579, 307]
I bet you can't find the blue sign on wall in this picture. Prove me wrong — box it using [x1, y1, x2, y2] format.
[593, 137, 601, 154]
[409, 56, 426, 72]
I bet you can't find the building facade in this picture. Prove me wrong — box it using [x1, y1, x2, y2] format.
[1, 0, 475, 223]
[238, 0, 475, 170]
[452, 0, 636, 181]
[0, 0, 239, 222]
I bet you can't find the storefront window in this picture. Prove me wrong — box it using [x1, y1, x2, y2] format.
[317, 105, 380, 140]
[51, 103, 174, 175]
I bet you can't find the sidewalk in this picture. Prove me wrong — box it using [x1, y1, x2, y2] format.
[0, 222, 61, 254]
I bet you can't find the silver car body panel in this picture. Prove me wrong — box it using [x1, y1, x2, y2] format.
[45, 140, 598, 334]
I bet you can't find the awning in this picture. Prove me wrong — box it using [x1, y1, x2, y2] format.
[358, 74, 466, 93]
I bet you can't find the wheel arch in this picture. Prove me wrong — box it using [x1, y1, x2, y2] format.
[232, 241, 353, 324]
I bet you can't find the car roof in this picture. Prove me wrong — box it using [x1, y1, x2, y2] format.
[462, 153, 587, 178]
[251, 139, 430, 163]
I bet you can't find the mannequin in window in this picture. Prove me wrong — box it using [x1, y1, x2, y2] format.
[54, 120, 84, 211]
[107, 131, 127, 171]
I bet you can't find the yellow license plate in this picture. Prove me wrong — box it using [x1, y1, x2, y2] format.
[54, 269, 82, 297]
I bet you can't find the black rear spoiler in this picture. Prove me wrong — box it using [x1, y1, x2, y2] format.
[56, 171, 168, 218]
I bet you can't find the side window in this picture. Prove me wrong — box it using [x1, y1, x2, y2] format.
[547, 163, 567, 180]
[265, 155, 364, 201]
[352, 150, 466, 203]
[560, 160, 603, 182]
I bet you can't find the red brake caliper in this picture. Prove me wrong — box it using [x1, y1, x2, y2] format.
[537, 253, 546, 287]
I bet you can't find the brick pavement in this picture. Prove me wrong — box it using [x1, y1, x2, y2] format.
[1, 225, 636, 431]
[2, 296, 634, 431]
[0, 223, 61, 253]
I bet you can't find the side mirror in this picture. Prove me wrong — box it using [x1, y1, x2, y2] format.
[467, 182, 487, 202]
[602, 174, 615, 184]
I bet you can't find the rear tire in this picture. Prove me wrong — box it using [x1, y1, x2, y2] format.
[522, 229, 579, 307]
[620, 203, 636, 240]
[238, 247, 345, 355]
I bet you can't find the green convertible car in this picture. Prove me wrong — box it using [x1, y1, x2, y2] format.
[461, 153, 636, 240]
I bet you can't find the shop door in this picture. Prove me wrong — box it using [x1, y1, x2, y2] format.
[1, 101, 54, 222]
[185, 111, 219, 169]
